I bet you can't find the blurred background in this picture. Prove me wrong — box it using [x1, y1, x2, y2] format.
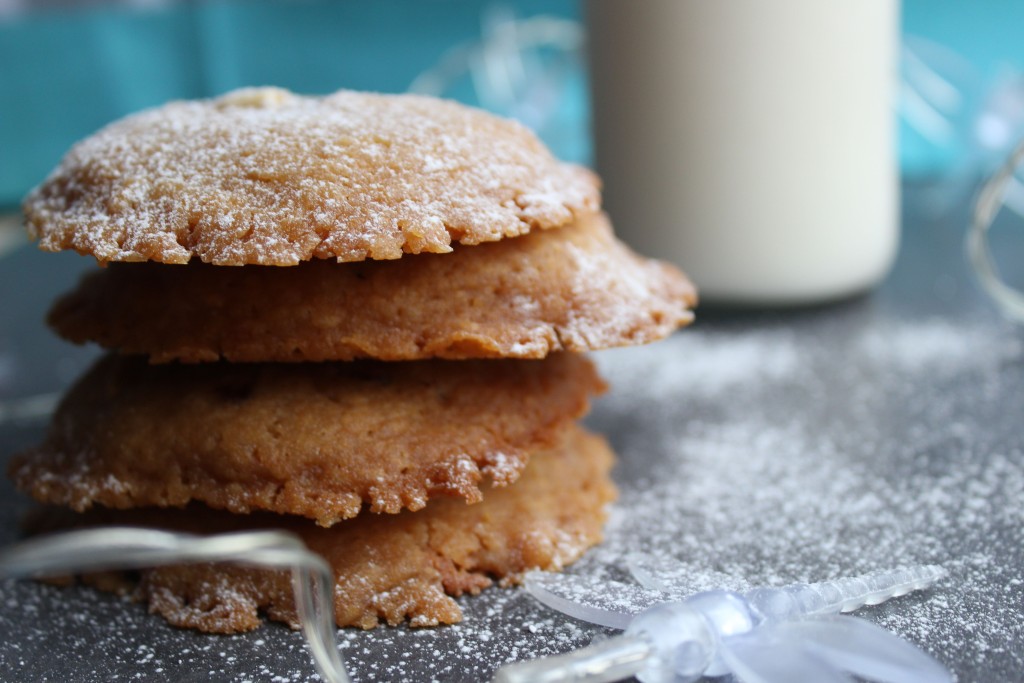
[2, 0, 1024, 212]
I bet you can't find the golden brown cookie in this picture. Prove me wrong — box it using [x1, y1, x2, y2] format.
[10, 352, 605, 526]
[24, 87, 600, 266]
[49, 212, 696, 363]
[27, 426, 617, 631]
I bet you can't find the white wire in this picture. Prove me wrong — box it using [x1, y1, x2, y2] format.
[407, 15, 582, 101]
[0, 528, 351, 683]
[967, 137, 1024, 322]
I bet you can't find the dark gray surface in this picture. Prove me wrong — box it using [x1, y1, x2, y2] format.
[1, 187, 1023, 682]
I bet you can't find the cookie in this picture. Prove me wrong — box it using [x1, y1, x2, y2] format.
[10, 352, 605, 526]
[24, 87, 600, 266]
[49, 212, 696, 363]
[27, 426, 617, 631]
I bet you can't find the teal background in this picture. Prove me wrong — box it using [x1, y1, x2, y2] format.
[1, 0, 1023, 210]
[0, 0, 577, 210]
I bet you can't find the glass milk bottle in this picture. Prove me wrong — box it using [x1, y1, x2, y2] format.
[588, 0, 899, 305]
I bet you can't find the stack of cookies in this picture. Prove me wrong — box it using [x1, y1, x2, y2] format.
[9, 88, 696, 632]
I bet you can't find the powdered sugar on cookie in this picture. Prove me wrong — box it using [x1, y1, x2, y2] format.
[24, 87, 601, 265]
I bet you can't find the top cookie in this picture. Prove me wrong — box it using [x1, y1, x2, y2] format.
[23, 87, 600, 265]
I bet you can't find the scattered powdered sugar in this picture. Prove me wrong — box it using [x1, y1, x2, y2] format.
[594, 325, 801, 401]
[1, 312, 1023, 681]
[577, 315, 1024, 681]
[857, 318, 1024, 374]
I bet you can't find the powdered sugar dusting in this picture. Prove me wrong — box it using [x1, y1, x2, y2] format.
[550, 216, 696, 354]
[24, 87, 600, 266]
[572, 316, 1024, 681]
[2, 314, 1023, 681]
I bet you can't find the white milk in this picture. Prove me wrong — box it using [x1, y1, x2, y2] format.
[587, 0, 899, 305]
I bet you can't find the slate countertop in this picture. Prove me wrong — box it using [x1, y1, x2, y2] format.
[0, 184, 1022, 682]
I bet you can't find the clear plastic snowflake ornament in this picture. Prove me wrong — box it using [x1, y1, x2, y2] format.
[495, 564, 951, 683]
